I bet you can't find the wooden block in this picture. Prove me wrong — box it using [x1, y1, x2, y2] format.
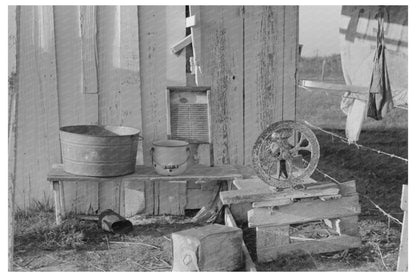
[172, 224, 243, 271]
[224, 207, 257, 272]
[248, 195, 360, 227]
[220, 184, 339, 205]
[256, 225, 290, 250]
[257, 235, 361, 263]
[123, 179, 146, 217]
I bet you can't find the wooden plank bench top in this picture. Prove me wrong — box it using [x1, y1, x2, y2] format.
[47, 163, 243, 182]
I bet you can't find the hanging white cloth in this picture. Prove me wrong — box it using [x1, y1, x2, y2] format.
[339, 6, 407, 142]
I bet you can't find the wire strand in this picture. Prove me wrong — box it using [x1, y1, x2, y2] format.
[303, 120, 408, 163]
[310, 165, 403, 225]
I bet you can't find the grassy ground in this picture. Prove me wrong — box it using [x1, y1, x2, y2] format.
[12, 56, 408, 271]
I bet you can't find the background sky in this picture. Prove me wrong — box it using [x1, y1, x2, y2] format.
[299, 5, 342, 57]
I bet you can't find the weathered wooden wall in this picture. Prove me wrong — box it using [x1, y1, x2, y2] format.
[10, 5, 298, 210]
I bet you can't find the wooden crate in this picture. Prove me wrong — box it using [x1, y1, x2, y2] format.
[220, 178, 361, 263]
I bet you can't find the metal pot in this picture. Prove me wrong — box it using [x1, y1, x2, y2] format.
[151, 140, 191, 176]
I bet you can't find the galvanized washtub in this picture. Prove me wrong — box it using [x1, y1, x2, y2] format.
[60, 125, 140, 177]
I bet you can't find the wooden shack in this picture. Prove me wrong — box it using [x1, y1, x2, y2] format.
[8, 6, 298, 213]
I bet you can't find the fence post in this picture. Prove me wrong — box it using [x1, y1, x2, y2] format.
[397, 184, 408, 271]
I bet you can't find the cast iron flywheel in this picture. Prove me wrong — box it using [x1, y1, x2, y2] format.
[252, 120, 320, 189]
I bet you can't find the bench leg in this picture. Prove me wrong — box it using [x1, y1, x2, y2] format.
[53, 181, 65, 225]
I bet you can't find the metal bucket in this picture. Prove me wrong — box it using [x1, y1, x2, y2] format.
[60, 125, 140, 177]
[151, 140, 191, 176]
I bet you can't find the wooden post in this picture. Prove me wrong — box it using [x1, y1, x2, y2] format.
[397, 184, 408, 271]
[321, 59, 326, 81]
[8, 5, 19, 271]
[53, 181, 63, 225]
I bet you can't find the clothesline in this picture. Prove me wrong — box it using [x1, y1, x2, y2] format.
[303, 120, 408, 163]
[297, 84, 408, 109]
[308, 163, 403, 226]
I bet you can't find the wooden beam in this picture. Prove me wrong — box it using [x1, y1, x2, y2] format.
[247, 194, 360, 227]
[224, 207, 257, 272]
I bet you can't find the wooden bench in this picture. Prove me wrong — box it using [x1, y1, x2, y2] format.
[47, 163, 242, 224]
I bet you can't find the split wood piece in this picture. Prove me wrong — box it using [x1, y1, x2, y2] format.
[247, 194, 360, 228]
[397, 184, 408, 271]
[220, 183, 339, 205]
[257, 234, 362, 263]
[171, 224, 243, 271]
[224, 207, 257, 272]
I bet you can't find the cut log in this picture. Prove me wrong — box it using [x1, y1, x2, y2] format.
[172, 224, 243, 271]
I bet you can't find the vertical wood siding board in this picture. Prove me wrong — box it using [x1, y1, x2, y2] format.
[119, 6, 143, 163]
[15, 6, 31, 208]
[54, 6, 86, 209]
[37, 6, 61, 169]
[139, 6, 186, 165]
[15, 6, 61, 208]
[200, 6, 244, 165]
[166, 6, 186, 86]
[54, 6, 83, 126]
[243, 6, 285, 164]
[282, 6, 298, 121]
[97, 6, 119, 125]
[80, 6, 98, 94]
